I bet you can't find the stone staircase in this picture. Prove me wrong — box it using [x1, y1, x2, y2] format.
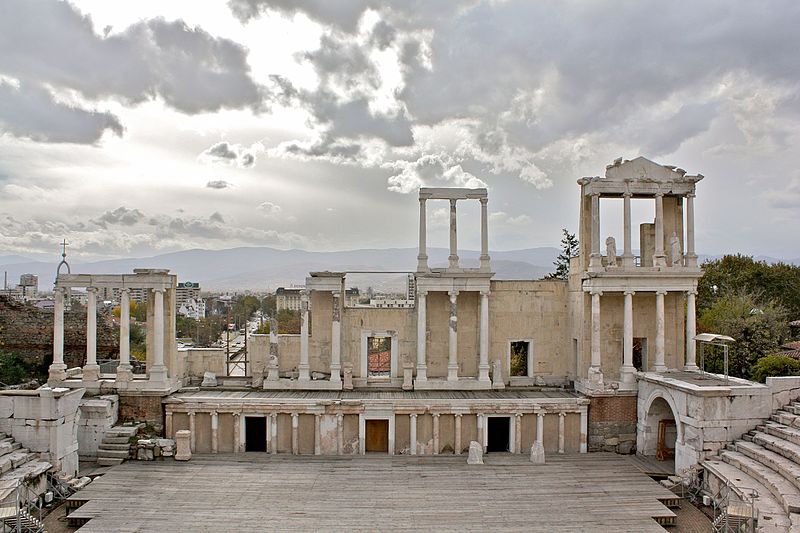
[704, 401, 800, 532]
[0, 432, 54, 533]
[96, 426, 138, 466]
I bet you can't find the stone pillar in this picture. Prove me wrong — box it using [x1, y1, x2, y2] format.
[589, 193, 602, 269]
[478, 290, 490, 383]
[653, 193, 666, 267]
[536, 412, 545, 446]
[685, 193, 698, 267]
[330, 291, 341, 383]
[448, 199, 459, 269]
[432, 413, 440, 455]
[83, 287, 100, 381]
[358, 414, 365, 455]
[447, 290, 459, 382]
[479, 197, 490, 271]
[558, 412, 566, 454]
[514, 413, 522, 454]
[270, 413, 278, 455]
[149, 288, 168, 383]
[291, 413, 299, 455]
[477, 413, 485, 452]
[49, 287, 67, 383]
[233, 412, 241, 453]
[188, 411, 196, 452]
[265, 414, 272, 453]
[622, 192, 635, 267]
[116, 288, 133, 382]
[685, 290, 698, 370]
[299, 290, 310, 381]
[654, 290, 667, 371]
[588, 290, 603, 387]
[579, 409, 587, 453]
[211, 411, 219, 454]
[165, 411, 173, 439]
[417, 198, 428, 271]
[620, 290, 636, 389]
[314, 414, 321, 455]
[416, 290, 428, 382]
[336, 413, 343, 455]
[409, 413, 417, 455]
[454, 414, 462, 455]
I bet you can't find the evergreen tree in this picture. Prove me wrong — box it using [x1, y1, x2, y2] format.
[545, 229, 579, 280]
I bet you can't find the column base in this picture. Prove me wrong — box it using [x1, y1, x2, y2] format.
[267, 366, 280, 381]
[416, 256, 429, 272]
[329, 363, 342, 383]
[622, 254, 636, 268]
[415, 365, 427, 382]
[479, 256, 491, 271]
[447, 365, 459, 382]
[478, 364, 490, 383]
[618, 366, 637, 390]
[82, 364, 100, 382]
[587, 366, 604, 390]
[48, 364, 67, 386]
[653, 254, 667, 267]
[683, 364, 699, 372]
[148, 365, 169, 385]
[298, 364, 310, 381]
[115, 365, 133, 383]
[653, 364, 668, 373]
[685, 254, 699, 268]
[589, 254, 603, 271]
[448, 256, 459, 269]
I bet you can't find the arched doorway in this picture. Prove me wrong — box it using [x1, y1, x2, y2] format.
[641, 395, 680, 472]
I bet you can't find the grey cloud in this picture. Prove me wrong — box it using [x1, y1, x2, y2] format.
[205, 180, 232, 189]
[200, 142, 257, 167]
[0, 81, 123, 144]
[93, 207, 145, 228]
[209, 212, 225, 223]
[0, 0, 264, 120]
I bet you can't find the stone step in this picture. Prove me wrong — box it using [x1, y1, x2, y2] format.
[98, 443, 131, 452]
[0, 459, 51, 484]
[721, 450, 800, 515]
[736, 440, 800, 494]
[0, 440, 21, 459]
[703, 457, 792, 532]
[752, 431, 800, 466]
[105, 425, 141, 438]
[772, 411, 800, 428]
[97, 449, 129, 460]
[102, 436, 131, 445]
[1, 450, 36, 471]
[96, 457, 124, 467]
[761, 422, 800, 448]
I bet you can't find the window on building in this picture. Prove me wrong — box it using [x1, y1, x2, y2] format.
[510, 341, 531, 377]
[367, 336, 391, 378]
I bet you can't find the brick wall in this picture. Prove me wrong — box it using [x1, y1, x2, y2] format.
[588, 394, 638, 453]
[118, 393, 167, 433]
[0, 296, 118, 369]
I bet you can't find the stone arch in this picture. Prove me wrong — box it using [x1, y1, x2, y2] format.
[638, 388, 682, 459]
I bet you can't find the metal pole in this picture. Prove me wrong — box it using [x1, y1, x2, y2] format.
[724, 345, 729, 384]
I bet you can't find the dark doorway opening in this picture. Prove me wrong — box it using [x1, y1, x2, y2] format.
[245, 417, 266, 452]
[487, 417, 510, 452]
[365, 419, 389, 452]
[633, 338, 648, 371]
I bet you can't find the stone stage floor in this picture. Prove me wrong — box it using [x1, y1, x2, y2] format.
[68, 453, 681, 532]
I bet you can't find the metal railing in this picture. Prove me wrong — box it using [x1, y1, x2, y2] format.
[711, 480, 757, 533]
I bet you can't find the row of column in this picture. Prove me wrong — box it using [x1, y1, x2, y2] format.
[417, 197, 490, 271]
[170, 410, 587, 455]
[589, 191, 697, 269]
[416, 289, 490, 382]
[588, 289, 698, 386]
[298, 289, 342, 382]
[50, 286, 167, 382]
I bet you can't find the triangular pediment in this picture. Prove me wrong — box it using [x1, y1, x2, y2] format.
[604, 156, 689, 182]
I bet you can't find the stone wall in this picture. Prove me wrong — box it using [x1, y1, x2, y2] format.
[119, 393, 165, 432]
[0, 295, 118, 370]
[77, 395, 118, 459]
[587, 393, 637, 453]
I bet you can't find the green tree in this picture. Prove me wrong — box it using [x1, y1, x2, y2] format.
[750, 355, 800, 383]
[545, 229, 579, 280]
[276, 309, 301, 334]
[698, 290, 789, 378]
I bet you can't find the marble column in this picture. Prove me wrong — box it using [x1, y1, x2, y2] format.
[409, 413, 417, 455]
[654, 291, 667, 371]
[514, 413, 522, 454]
[233, 412, 241, 453]
[49, 287, 67, 382]
[558, 412, 566, 454]
[653, 193, 666, 267]
[432, 414, 440, 455]
[211, 411, 219, 454]
[536, 412, 545, 446]
[336, 414, 343, 455]
[685, 193, 698, 267]
[117, 288, 133, 382]
[448, 199, 459, 269]
[83, 287, 100, 381]
[314, 414, 321, 455]
[149, 288, 168, 383]
[620, 290, 636, 388]
[479, 197, 490, 271]
[579, 409, 587, 453]
[265, 414, 272, 453]
[330, 291, 341, 383]
[477, 413, 485, 452]
[165, 412, 173, 439]
[447, 290, 459, 382]
[417, 198, 428, 271]
[589, 193, 602, 269]
[588, 290, 603, 387]
[622, 192, 635, 267]
[454, 414, 462, 455]
[270, 413, 278, 455]
[416, 290, 428, 382]
[685, 290, 698, 370]
[188, 412, 196, 452]
[478, 290, 490, 383]
[358, 414, 366, 455]
[291, 413, 299, 455]
[299, 290, 310, 381]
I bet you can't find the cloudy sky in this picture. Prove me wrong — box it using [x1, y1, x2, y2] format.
[1, 0, 798, 262]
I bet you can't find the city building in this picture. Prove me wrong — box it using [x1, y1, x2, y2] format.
[276, 287, 303, 311]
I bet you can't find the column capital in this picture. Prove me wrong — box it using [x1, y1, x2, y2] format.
[622, 191, 632, 198]
[591, 192, 600, 198]
[448, 289, 459, 298]
[86, 286, 97, 294]
[656, 289, 668, 296]
[479, 197, 488, 205]
[558, 411, 567, 418]
[232, 411, 241, 418]
[687, 289, 698, 296]
[210, 410, 218, 417]
[270, 412, 278, 420]
[623, 289, 635, 296]
[419, 197, 427, 204]
[449, 198, 457, 207]
[454, 413, 462, 418]
[537, 411, 546, 418]
[687, 192, 696, 199]
[153, 287, 164, 294]
[480, 289, 491, 297]
[655, 191, 664, 198]
[514, 412, 523, 418]
[291, 412, 299, 418]
[590, 289, 603, 297]
[336, 413, 343, 420]
[432, 413, 440, 419]
[417, 289, 428, 297]
[188, 411, 196, 417]
[409, 413, 418, 419]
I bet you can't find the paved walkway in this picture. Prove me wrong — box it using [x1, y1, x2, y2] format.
[69, 453, 681, 532]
